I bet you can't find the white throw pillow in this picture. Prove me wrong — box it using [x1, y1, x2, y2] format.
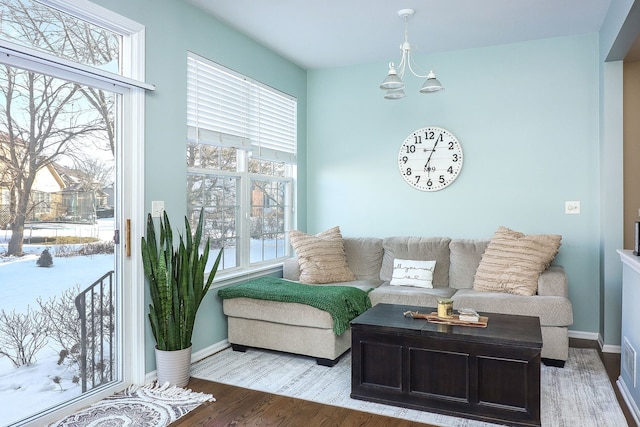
[390, 259, 436, 288]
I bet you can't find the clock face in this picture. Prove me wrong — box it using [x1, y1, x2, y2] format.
[398, 126, 463, 191]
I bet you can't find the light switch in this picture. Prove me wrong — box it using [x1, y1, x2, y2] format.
[151, 201, 165, 217]
[565, 201, 580, 215]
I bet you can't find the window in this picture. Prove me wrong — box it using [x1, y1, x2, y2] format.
[31, 190, 51, 216]
[0, 0, 121, 73]
[187, 52, 296, 273]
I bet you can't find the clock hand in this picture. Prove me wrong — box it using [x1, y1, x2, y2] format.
[424, 140, 439, 175]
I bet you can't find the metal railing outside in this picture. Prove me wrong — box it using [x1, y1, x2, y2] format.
[74, 270, 115, 393]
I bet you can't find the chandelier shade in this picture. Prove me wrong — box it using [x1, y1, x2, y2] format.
[384, 88, 406, 100]
[380, 63, 404, 90]
[419, 71, 444, 93]
[380, 9, 444, 99]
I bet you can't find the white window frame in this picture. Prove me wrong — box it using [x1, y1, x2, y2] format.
[187, 52, 297, 279]
[0, 0, 150, 424]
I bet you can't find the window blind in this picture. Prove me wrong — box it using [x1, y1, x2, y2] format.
[187, 52, 297, 163]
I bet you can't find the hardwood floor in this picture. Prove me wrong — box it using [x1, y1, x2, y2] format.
[170, 379, 433, 427]
[170, 340, 637, 427]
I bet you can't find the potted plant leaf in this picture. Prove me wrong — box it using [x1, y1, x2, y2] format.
[141, 208, 222, 387]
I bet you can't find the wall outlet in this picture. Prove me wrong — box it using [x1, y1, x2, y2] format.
[565, 201, 580, 214]
[151, 201, 165, 218]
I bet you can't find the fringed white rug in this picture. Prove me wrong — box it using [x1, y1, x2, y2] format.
[192, 347, 628, 427]
[48, 382, 214, 427]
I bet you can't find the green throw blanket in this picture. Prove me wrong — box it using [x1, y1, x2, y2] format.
[217, 277, 372, 336]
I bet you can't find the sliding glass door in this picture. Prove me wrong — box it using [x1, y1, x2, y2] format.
[0, 0, 148, 424]
[0, 63, 122, 426]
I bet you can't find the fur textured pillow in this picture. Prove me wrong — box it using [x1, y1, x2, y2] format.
[289, 226, 356, 284]
[473, 226, 562, 296]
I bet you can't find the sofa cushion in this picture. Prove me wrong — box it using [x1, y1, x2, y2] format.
[223, 298, 334, 329]
[449, 239, 489, 289]
[343, 237, 384, 281]
[390, 259, 435, 288]
[452, 289, 573, 327]
[370, 283, 456, 307]
[380, 237, 451, 288]
[289, 226, 356, 284]
[473, 226, 562, 296]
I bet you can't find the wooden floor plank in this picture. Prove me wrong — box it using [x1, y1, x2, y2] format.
[170, 378, 433, 427]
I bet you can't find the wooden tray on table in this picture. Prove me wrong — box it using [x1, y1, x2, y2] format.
[403, 310, 488, 328]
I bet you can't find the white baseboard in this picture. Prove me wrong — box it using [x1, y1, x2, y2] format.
[618, 376, 640, 426]
[568, 330, 621, 354]
[603, 344, 622, 354]
[192, 339, 230, 363]
[144, 339, 230, 385]
[569, 330, 599, 340]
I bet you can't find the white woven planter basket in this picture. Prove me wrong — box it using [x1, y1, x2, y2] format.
[155, 345, 192, 387]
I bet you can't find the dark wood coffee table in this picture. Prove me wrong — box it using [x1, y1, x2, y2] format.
[350, 303, 542, 426]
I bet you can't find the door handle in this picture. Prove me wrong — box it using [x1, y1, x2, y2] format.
[125, 219, 131, 257]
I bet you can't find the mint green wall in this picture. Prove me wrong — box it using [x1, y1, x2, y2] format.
[91, 0, 307, 372]
[307, 34, 600, 334]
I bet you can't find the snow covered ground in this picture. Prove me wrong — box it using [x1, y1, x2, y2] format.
[0, 220, 114, 426]
[0, 218, 287, 425]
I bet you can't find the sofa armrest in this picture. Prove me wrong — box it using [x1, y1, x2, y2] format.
[538, 265, 568, 297]
[283, 257, 301, 281]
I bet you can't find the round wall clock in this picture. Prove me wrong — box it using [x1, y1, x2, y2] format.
[398, 126, 463, 191]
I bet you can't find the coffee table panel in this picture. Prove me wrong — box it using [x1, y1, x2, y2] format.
[361, 341, 402, 389]
[409, 347, 470, 401]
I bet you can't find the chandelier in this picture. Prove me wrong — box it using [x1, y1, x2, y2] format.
[379, 9, 444, 100]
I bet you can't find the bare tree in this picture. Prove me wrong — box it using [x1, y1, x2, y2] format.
[0, 306, 48, 367]
[71, 157, 114, 189]
[0, 0, 118, 255]
[0, 67, 104, 255]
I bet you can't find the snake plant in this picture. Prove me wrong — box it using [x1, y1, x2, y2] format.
[141, 208, 222, 351]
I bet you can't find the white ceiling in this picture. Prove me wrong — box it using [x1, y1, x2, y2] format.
[186, 0, 613, 70]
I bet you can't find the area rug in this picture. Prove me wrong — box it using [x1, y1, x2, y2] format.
[48, 382, 215, 426]
[191, 347, 628, 427]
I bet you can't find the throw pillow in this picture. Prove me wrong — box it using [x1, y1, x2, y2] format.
[390, 259, 436, 288]
[473, 226, 562, 296]
[289, 226, 356, 284]
[380, 237, 451, 287]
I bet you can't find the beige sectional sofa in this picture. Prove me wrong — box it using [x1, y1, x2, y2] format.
[222, 235, 573, 367]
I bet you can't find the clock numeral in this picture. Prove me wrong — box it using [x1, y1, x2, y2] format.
[447, 166, 454, 174]
[439, 175, 445, 184]
[426, 131, 444, 143]
[406, 167, 412, 176]
[414, 135, 422, 144]
[406, 145, 416, 154]
[448, 141, 455, 149]
[452, 154, 459, 162]
[415, 175, 421, 184]
[426, 178, 433, 187]
[401, 156, 408, 164]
